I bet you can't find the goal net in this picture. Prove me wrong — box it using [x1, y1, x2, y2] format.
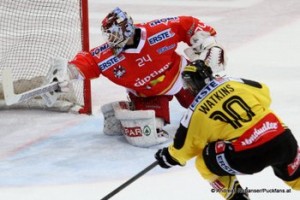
[0, 0, 91, 114]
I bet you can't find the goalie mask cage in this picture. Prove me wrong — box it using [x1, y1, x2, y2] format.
[0, 0, 91, 114]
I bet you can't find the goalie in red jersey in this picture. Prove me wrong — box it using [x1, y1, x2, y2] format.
[60, 7, 227, 147]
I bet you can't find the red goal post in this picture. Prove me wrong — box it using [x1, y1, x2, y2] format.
[0, 0, 92, 114]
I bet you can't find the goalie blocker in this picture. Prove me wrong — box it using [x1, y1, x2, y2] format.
[101, 101, 169, 148]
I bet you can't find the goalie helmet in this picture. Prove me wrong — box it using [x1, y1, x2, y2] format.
[181, 60, 213, 96]
[101, 7, 135, 55]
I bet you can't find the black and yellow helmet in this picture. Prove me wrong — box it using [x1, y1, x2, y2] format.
[181, 60, 213, 96]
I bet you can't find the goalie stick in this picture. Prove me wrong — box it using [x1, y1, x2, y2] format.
[2, 68, 59, 106]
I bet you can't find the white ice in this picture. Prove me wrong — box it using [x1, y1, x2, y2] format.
[0, 0, 300, 199]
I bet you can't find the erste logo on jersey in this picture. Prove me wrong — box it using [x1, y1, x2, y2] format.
[149, 17, 179, 27]
[190, 79, 224, 111]
[148, 28, 175, 46]
[98, 54, 125, 71]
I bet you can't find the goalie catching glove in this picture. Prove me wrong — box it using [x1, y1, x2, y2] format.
[184, 31, 227, 76]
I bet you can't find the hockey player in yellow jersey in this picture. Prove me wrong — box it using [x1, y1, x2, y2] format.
[155, 60, 300, 200]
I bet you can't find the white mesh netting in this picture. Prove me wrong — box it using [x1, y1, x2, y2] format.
[0, 0, 87, 112]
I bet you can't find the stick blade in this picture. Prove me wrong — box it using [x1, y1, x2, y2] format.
[1, 68, 59, 106]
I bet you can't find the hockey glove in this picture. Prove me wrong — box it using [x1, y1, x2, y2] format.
[57, 80, 71, 93]
[184, 31, 227, 77]
[155, 148, 181, 169]
[58, 64, 84, 93]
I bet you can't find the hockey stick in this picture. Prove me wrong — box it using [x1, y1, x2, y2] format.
[2, 68, 59, 105]
[100, 161, 159, 200]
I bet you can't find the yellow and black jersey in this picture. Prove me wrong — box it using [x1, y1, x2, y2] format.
[169, 77, 283, 179]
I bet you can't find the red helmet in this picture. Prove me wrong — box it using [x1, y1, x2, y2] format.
[101, 7, 135, 55]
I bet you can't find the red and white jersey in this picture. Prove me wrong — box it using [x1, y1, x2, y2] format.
[70, 16, 216, 97]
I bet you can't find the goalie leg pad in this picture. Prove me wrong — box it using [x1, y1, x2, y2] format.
[113, 102, 169, 148]
[101, 102, 124, 136]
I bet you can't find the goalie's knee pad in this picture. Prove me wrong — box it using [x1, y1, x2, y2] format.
[113, 102, 169, 148]
[101, 102, 124, 136]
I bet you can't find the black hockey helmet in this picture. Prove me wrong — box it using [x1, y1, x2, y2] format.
[181, 60, 213, 96]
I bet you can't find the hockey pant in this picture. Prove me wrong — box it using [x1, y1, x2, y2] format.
[128, 87, 194, 124]
[203, 128, 300, 190]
